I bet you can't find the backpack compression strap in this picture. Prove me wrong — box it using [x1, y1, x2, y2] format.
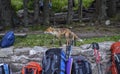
[3, 64, 10, 74]
[43, 53, 59, 74]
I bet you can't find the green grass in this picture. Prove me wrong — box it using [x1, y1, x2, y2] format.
[14, 34, 120, 48]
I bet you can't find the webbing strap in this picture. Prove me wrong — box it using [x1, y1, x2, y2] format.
[0, 66, 3, 74]
[3, 64, 9, 74]
[43, 53, 58, 73]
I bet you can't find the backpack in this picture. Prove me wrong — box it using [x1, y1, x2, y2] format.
[71, 55, 92, 74]
[0, 63, 12, 74]
[22, 61, 42, 74]
[0, 31, 15, 48]
[42, 48, 66, 74]
[110, 42, 120, 74]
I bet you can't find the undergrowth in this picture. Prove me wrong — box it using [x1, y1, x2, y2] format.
[14, 34, 120, 48]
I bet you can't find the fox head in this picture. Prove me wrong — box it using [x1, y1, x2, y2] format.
[44, 27, 54, 34]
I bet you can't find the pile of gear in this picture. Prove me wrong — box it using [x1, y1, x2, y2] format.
[0, 40, 120, 74]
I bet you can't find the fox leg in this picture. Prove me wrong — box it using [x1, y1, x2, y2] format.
[50, 37, 54, 45]
[65, 33, 70, 46]
[50, 36, 56, 46]
[58, 37, 62, 46]
[66, 38, 70, 46]
[72, 35, 76, 46]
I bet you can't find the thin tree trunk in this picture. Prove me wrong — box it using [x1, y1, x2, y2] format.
[34, 0, 39, 23]
[43, 0, 49, 25]
[0, 0, 13, 27]
[78, 0, 82, 22]
[23, 0, 29, 27]
[67, 0, 73, 24]
[96, 0, 107, 20]
[107, 0, 117, 17]
[101, 0, 107, 19]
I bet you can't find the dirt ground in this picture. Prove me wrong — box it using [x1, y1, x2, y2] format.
[72, 24, 120, 38]
[26, 24, 120, 39]
[4, 21, 119, 38]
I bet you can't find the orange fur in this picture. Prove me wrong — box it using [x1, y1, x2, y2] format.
[44, 27, 80, 45]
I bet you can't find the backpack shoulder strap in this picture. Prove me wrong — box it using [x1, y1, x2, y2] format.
[0, 64, 5, 74]
[42, 54, 51, 73]
[42, 53, 59, 74]
[3, 64, 10, 74]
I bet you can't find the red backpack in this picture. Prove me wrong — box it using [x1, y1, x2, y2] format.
[110, 42, 120, 74]
[22, 61, 42, 74]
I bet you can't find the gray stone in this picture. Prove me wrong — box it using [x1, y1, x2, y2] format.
[0, 51, 8, 57]
[14, 47, 31, 55]
[0, 46, 14, 57]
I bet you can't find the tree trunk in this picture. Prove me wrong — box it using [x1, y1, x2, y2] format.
[67, 0, 73, 24]
[43, 0, 50, 25]
[107, 0, 117, 17]
[34, 0, 39, 23]
[95, 0, 101, 19]
[78, 0, 82, 22]
[0, 0, 13, 28]
[23, 0, 29, 27]
[101, 0, 107, 19]
[95, 0, 107, 20]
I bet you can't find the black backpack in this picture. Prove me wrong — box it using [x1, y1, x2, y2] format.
[42, 48, 66, 74]
[71, 56, 92, 74]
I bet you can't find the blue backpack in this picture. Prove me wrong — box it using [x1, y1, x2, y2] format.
[42, 48, 66, 74]
[0, 63, 12, 74]
[0, 31, 15, 48]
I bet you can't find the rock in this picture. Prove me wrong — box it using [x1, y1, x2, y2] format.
[29, 49, 37, 55]
[0, 46, 14, 57]
[14, 47, 31, 55]
[105, 20, 111, 25]
[0, 51, 8, 58]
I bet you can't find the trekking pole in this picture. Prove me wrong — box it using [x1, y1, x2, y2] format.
[66, 40, 74, 74]
[66, 40, 75, 59]
[66, 40, 73, 60]
[87, 42, 103, 74]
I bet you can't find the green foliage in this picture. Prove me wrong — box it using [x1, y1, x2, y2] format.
[14, 34, 120, 47]
[11, 0, 23, 11]
[111, 13, 120, 21]
[52, 0, 68, 12]
[27, 0, 34, 10]
[11, 0, 34, 11]
[11, 0, 94, 12]
[83, 0, 94, 9]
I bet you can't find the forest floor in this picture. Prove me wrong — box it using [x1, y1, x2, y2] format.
[24, 21, 120, 39]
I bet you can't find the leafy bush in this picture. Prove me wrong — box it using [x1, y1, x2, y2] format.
[83, 0, 94, 9]
[11, 0, 94, 12]
[11, 0, 23, 11]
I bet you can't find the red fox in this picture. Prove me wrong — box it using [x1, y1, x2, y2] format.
[44, 27, 83, 46]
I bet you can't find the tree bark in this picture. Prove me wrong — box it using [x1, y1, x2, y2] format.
[67, 0, 73, 24]
[78, 0, 82, 22]
[95, 0, 101, 19]
[34, 0, 39, 23]
[0, 0, 13, 28]
[107, 0, 117, 17]
[95, 0, 107, 20]
[43, 0, 50, 25]
[23, 0, 29, 27]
